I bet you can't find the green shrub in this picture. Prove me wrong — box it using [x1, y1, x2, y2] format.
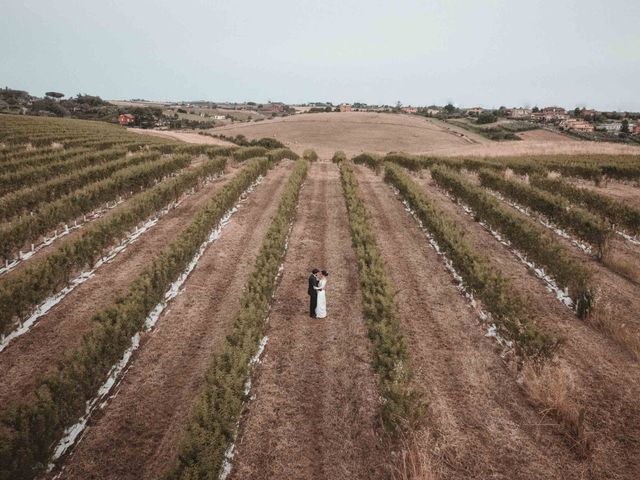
[232, 146, 268, 161]
[351, 152, 382, 172]
[331, 151, 347, 164]
[477, 112, 497, 124]
[266, 148, 299, 162]
[303, 149, 318, 162]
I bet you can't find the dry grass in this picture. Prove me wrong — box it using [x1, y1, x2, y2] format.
[210, 112, 475, 158]
[590, 296, 640, 361]
[439, 131, 640, 157]
[521, 362, 591, 457]
[389, 432, 440, 480]
[601, 251, 640, 285]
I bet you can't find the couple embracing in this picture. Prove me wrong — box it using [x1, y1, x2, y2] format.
[308, 268, 329, 319]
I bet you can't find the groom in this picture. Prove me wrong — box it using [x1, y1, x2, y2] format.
[308, 268, 320, 318]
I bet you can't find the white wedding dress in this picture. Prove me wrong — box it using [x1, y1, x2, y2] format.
[315, 278, 327, 318]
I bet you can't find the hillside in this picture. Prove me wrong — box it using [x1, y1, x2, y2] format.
[209, 111, 640, 158]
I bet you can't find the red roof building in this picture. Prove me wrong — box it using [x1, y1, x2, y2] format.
[118, 113, 135, 125]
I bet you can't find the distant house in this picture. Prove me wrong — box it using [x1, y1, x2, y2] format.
[633, 124, 640, 135]
[402, 106, 417, 114]
[118, 113, 135, 125]
[509, 108, 532, 119]
[259, 102, 286, 113]
[339, 103, 352, 112]
[560, 118, 594, 132]
[465, 107, 484, 116]
[540, 107, 568, 122]
[426, 108, 441, 116]
[212, 115, 225, 120]
[596, 121, 623, 133]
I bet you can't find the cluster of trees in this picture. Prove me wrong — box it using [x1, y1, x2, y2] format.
[302, 149, 318, 162]
[167, 158, 308, 479]
[0, 88, 165, 127]
[210, 133, 286, 149]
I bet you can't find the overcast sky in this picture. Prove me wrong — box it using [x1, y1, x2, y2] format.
[1, 0, 638, 110]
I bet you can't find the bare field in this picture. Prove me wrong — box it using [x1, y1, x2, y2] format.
[209, 112, 480, 157]
[207, 112, 640, 158]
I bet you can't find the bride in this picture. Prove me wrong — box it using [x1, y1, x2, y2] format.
[315, 270, 329, 319]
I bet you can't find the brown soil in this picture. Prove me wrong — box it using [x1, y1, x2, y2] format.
[228, 162, 385, 480]
[355, 165, 576, 479]
[409, 170, 640, 479]
[0, 167, 241, 409]
[48, 162, 295, 480]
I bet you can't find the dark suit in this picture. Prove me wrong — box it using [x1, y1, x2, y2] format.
[308, 273, 319, 317]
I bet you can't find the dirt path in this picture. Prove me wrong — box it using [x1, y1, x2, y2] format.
[409, 170, 640, 479]
[48, 162, 295, 480]
[228, 162, 385, 480]
[0, 167, 242, 408]
[127, 128, 235, 146]
[355, 165, 576, 479]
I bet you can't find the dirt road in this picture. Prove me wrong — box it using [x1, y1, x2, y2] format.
[49, 162, 295, 480]
[228, 162, 385, 480]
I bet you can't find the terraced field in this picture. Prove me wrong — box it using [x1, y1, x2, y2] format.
[1, 115, 640, 480]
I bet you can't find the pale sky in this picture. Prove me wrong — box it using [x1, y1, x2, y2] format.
[1, 0, 639, 110]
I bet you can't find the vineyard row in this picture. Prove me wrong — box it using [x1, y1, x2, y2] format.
[0, 154, 190, 260]
[0, 157, 227, 337]
[167, 158, 308, 480]
[382, 162, 556, 357]
[0, 156, 275, 480]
